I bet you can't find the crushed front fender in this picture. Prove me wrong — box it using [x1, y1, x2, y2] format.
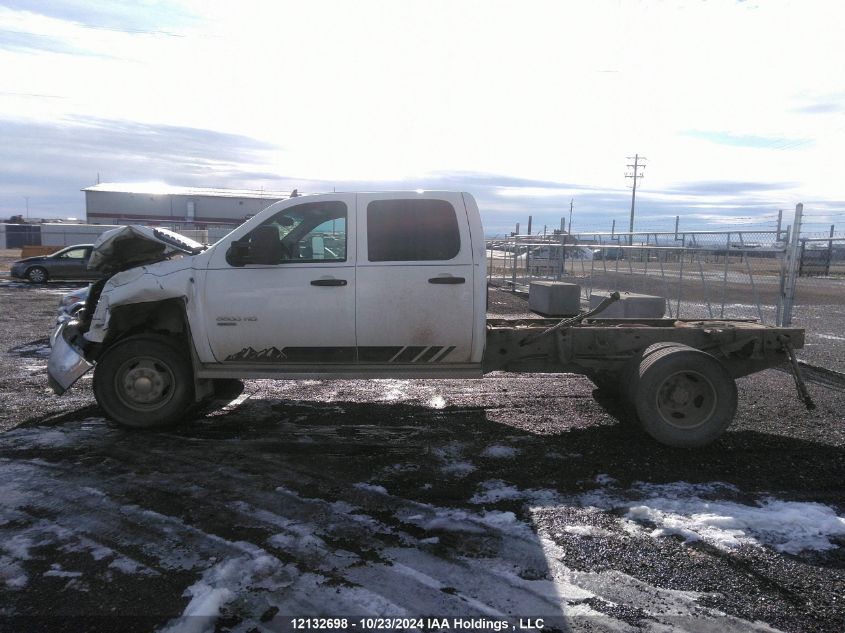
[47, 321, 93, 395]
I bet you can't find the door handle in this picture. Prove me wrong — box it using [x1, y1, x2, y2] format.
[311, 278, 347, 286]
[428, 276, 465, 284]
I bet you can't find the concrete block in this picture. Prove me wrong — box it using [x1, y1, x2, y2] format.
[529, 281, 581, 316]
[589, 291, 666, 318]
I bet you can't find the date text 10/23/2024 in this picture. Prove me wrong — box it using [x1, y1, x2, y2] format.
[290, 618, 546, 631]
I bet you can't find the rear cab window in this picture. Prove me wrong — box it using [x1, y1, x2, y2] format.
[366, 199, 460, 262]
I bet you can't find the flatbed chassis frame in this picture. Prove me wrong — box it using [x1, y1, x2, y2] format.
[484, 317, 804, 381]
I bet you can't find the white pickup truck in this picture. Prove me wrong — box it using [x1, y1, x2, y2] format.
[48, 191, 806, 447]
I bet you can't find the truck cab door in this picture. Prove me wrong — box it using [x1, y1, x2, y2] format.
[355, 193, 475, 365]
[203, 195, 356, 364]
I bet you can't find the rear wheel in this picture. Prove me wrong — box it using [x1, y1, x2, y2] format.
[93, 336, 194, 428]
[27, 266, 48, 283]
[634, 344, 737, 448]
[622, 342, 688, 406]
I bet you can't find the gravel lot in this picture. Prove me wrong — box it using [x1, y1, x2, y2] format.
[0, 278, 843, 632]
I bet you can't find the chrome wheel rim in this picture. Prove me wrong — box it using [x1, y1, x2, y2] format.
[28, 268, 46, 283]
[654, 370, 717, 429]
[115, 356, 175, 411]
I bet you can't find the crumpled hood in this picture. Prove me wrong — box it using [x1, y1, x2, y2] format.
[88, 225, 205, 273]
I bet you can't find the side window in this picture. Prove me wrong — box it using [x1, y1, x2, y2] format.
[241, 201, 347, 264]
[367, 199, 460, 262]
[59, 248, 88, 259]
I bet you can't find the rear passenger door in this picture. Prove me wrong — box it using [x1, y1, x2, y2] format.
[355, 193, 475, 365]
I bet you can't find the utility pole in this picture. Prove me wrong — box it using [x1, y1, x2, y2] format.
[568, 199, 574, 234]
[625, 154, 646, 245]
[526, 215, 533, 273]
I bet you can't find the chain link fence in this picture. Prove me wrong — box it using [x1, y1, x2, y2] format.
[487, 210, 845, 373]
[784, 232, 845, 372]
[487, 230, 787, 323]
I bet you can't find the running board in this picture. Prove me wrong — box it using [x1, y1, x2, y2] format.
[196, 363, 483, 380]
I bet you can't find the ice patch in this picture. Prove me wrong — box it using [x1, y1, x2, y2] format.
[578, 481, 845, 554]
[480, 445, 519, 459]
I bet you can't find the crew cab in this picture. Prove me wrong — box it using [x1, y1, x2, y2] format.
[48, 191, 806, 447]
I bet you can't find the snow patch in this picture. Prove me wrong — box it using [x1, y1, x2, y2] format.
[0, 557, 28, 589]
[470, 479, 561, 505]
[578, 481, 845, 554]
[31, 430, 73, 448]
[353, 482, 388, 495]
[816, 333, 845, 341]
[44, 564, 82, 578]
[428, 395, 447, 409]
[162, 552, 296, 632]
[439, 461, 476, 477]
[480, 445, 519, 459]
[563, 525, 615, 538]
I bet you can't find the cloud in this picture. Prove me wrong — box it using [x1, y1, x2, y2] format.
[1, 0, 196, 34]
[792, 101, 844, 115]
[0, 27, 106, 56]
[682, 130, 810, 150]
[0, 116, 280, 218]
[664, 181, 797, 196]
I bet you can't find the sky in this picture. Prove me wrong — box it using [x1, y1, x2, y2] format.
[0, 0, 843, 235]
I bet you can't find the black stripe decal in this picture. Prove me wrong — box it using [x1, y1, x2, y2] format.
[431, 346, 456, 362]
[416, 346, 443, 363]
[393, 347, 427, 363]
[358, 346, 404, 362]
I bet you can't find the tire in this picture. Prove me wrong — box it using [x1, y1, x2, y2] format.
[634, 344, 737, 448]
[27, 266, 48, 283]
[622, 342, 688, 406]
[93, 336, 194, 428]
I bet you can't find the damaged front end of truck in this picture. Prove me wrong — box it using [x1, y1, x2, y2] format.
[47, 226, 205, 395]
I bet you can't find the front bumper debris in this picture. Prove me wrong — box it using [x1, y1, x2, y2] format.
[47, 321, 93, 395]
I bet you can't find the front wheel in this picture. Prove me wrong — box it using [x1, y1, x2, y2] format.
[634, 344, 737, 448]
[27, 266, 48, 283]
[93, 336, 194, 428]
